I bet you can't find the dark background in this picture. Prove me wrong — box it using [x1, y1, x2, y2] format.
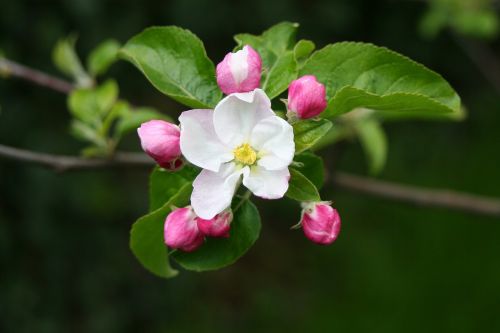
[1, 0, 499, 332]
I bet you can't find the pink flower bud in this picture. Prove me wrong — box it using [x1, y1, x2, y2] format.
[301, 202, 341, 245]
[216, 45, 262, 94]
[137, 120, 182, 170]
[287, 75, 327, 119]
[196, 210, 233, 238]
[164, 206, 204, 252]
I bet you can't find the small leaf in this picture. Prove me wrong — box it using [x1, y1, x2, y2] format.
[70, 120, 106, 147]
[130, 183, 192, 278]
[300, 42, 462, 120]
[419, 0, 499, 40]
[293, 152, 324, 189]
[52, 35, 92, 87]
[355, 118, 388, 175]
[115, 107, 172, 138]
[294, 39, 315, 65]
[102, 100, 130, 136]
[81, 146, 109, 157]
[419, 4, 448, 39]
[87, 39, 121, 77]
[68, 79, 118, 124]
[173, 200, 261, 271]
[149, 166, 198, 212]
[260, 21, 298, 54]
[286, 168, 320, 202]
[453, 10, 499, 39]
[235, 22, 299, 99]
[293, 118, 333, 154]
[235, 22, 298, 62]
[95, 79, 119, 112]
[120, 26, 221, 109]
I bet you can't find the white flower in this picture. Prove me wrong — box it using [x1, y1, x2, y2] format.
[179, 89, 295, 219]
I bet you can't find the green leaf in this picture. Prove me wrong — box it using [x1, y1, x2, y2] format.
[115, 106, 172, 138]
[330, 87, 464, 120]
[300, 42, 463, 120]
[419, 4, 448, 39]
[235, 22, 298, 62]
[311, 124, 352, 151]
[130, 183, 192, 278]
[102, 100, 129, 136]
[120, 26, 221, 109]
[293, 152, 324, 189]
[419, 0, 499, 40]
[149, 166, 198, 212]
[95, 79, 119, 112]
[293, 118, 333, 154]
[235, 22, 299, 99]
[453, 10, 499, 39]
[70, 120, 106, 147]
[262, 52, 297, 99]
[81, 146, 110, 158]
[173, 200, 261, 272]
[294, 39, 315, 65]
[52, 35, 92, 87]
[355, 118, 388, 175]
[68, 79, 118, 124]
[286, 168, 320, 202]
[87, 39, 121, 77]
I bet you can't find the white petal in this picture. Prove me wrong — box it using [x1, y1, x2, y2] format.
[191, 162, 244, 219]
[250, 116, 295, 170]
[242, 166, 290, 199]
[228, 47, 249, 85]
[213, 89, 274, 148]
[179, 109, 233, 172]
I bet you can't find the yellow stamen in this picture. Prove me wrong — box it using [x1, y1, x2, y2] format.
[233, 143, 257, 165]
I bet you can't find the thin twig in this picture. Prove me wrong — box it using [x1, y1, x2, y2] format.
[1, 144, 500, 217]
[333, 172, 500, 218]
[0, 57, 74, 93]
[0, 144, 151, 172]
[233, 190, 252, 212]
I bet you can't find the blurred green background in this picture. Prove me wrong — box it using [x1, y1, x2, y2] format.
[1, 0, 500, 332]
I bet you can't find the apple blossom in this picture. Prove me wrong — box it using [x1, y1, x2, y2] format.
[179, 89, 294, 219]
[164, 206, 204, 252]
[216, 45, 262, 94]
[196, 209, 233, 238]
[287, 75, 327, 119]
[300, 202, 341, 245]
[137, 120, 183, 170]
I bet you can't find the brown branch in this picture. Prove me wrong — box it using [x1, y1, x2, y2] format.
[1, 144, 500, 217]
[0, 144, 152, 172]
[0, 57, 74, 93]
[333, 172, 500, 218]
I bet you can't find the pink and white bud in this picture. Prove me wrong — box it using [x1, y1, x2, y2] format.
[216, 45, 262, 94]
[301, 202, 341, 245]
[164, 206, 204, 252]
[287, 75, 327, 119]
[196, 209, 233, 238]
[137, 120, 183, 171]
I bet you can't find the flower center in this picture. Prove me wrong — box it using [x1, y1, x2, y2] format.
[233, 143, 257, 165]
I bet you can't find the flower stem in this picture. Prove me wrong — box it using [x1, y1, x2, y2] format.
[233, 190, 252, 212]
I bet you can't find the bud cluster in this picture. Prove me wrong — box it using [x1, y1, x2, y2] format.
[164, 207, 233, 252]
